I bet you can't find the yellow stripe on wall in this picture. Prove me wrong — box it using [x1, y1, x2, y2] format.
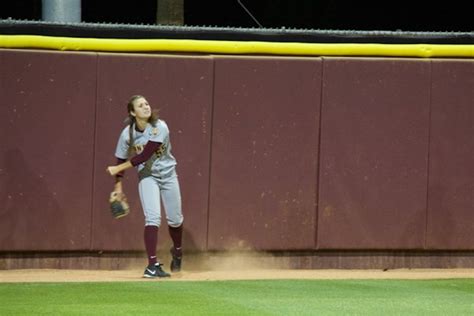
[1, 35, 473, 58]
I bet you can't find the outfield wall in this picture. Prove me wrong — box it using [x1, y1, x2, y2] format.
[0, 49, 473, 258]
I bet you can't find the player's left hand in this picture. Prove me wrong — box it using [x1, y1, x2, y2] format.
[109, 191, 130, 218]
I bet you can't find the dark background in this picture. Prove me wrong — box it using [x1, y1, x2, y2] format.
[0, 0, 472, 32]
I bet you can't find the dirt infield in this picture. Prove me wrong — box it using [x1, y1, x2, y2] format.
[1, 268, 473, 283]
[2, 251, 473, 282]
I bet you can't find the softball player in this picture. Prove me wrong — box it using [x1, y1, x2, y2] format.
[107, 95, 183, 278]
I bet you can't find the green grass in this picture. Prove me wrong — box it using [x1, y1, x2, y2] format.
[0, 279, 473, 315]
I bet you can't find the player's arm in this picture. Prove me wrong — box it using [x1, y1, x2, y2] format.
[112, 158, 126, 193]
[107, 160, 133, 177]
[129, 141, 162, 166]
[106, 141, 162, 176]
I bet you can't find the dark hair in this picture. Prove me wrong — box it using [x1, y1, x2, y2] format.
[126, 95, 159, 157]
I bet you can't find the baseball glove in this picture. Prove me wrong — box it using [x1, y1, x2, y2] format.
[109, 191, 130, 219]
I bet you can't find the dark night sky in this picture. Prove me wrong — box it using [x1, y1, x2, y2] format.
[0, 0, 472, 32]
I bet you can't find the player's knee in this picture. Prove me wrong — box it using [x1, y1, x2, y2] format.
[167, 214, 183, 227]
[145, 213, 161, 227]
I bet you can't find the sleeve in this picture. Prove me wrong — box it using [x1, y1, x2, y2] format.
[130, 141, 162, 166]
[115, 127, 130, 160]
[115, 158, 127, 179]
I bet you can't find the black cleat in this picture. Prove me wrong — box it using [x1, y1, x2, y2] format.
[143, 263, 171, 278]
[170, 247, 182, 272]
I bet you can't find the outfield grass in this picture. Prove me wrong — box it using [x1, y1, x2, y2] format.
[0, 279, 473, 315]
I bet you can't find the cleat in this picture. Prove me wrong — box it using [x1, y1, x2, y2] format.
[170, 247, 182, 272]
[155, 263, 171, 277]
[143, 263, 171, 278]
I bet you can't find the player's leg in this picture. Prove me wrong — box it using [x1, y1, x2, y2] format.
[160, 171, 184, 272]
[138, 177, 170, 278]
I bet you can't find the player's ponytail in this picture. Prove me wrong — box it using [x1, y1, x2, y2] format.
[127, 118, 135, 158]
[126, 95, 141, 157]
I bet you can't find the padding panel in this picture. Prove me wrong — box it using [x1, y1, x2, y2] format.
[0, 50, 97, 250]
[426, 60, 474, 249]
[318, 58, 430, 249]
[92, 53, 213, 251]
[208, 56, 321, 251]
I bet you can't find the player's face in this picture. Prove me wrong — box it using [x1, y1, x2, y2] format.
[131, 97, 151, 120]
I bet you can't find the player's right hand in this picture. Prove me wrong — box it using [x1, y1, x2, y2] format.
[106, 166, 118, 176]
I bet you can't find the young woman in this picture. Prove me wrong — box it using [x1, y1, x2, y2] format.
[106, 95, 183, 278]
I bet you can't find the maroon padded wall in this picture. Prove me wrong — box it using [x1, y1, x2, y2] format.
[91, 53, 213, 251]
[1, 48, 473, 255]
[208, 57, 321, 251]
[426, 60, 474, 250]
[318, 58, 431, 249]
[0, 49, 97, 250]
